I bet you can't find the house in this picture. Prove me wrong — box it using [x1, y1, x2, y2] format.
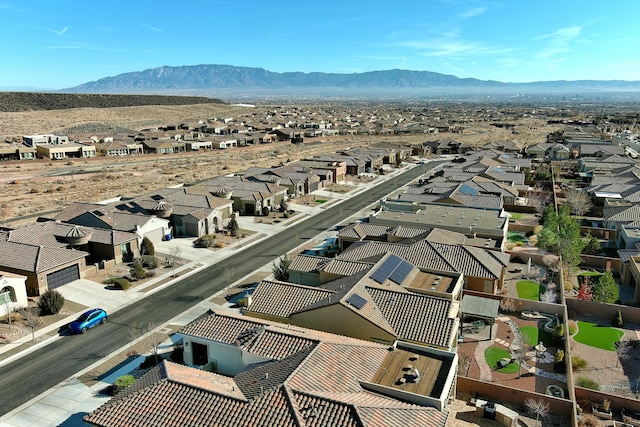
[97, 140, 143, 157]
[0, 143, 36, 161]
[246, 257, 461, 352]
[185, 139, 213, 151]
[204, 176, 289, 215]
[0, 271, 29, 317]
[142, 139, 185, 154]
[371, 204, 508, 243]
[22, 134, 69, 146]
[85, 311, 454, 426]
[128, 187, 234, 237]
[422, 138, 470, 155]
[295, 159, 347, 183]
[54, 202, 172, 244]
[0, 221, 140, 295]
[337, 239, 508, 294]
[0, 239, 88, 296]
[36, 142, 96, 159]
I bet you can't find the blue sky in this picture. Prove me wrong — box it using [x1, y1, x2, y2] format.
[1, 0, 639, 89]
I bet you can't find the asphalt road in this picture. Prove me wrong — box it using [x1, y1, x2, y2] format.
[0, 161, 445, 416]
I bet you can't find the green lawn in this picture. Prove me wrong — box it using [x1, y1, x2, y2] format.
[516, 280, 544, 300]
[314, 199, 328, 204]
[508, 212, 522, 220]
[507, 232, 527, 244]
[574, 321, 624, 351]
[520, 326, 554, 347]
[485, 346, 520, 373]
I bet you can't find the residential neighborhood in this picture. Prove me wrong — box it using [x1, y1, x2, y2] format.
[2, 102, 640, 427]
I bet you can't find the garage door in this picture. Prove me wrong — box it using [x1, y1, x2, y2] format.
[46, 265, 80, 290]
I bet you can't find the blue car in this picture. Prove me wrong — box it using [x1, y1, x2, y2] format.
[69, 308, 108, 334]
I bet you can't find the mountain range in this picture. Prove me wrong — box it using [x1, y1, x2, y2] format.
[64, 64, 640, 101]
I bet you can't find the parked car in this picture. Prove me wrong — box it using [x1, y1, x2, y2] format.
[69, 308, 108, 334]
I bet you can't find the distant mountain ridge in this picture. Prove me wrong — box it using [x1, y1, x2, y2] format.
[64, 64, 640, 99]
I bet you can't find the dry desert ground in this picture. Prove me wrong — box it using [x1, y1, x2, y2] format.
[0, 103, 558, 224]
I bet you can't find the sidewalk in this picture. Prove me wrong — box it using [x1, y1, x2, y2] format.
[0, 162, 421, 426]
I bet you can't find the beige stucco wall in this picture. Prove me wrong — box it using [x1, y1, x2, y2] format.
[290, 304, 396, 345]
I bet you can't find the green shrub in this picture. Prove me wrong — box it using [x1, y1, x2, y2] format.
[129, 262, 146, 281]
[140, 237, 155, 256]
[568, 321, 577, 336]
[112, 375, 135, 395]
[193, 234, 215, 248]
[576, 376, 600, 390]
[114, 278, 130, 290]
[38, 289, 65, 315]
[612, 310, 623, 327]
[140, 255, 159, 269]
[572, 356, 588, 370]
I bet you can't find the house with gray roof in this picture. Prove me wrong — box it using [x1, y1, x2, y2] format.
[204, 176, 288, 216]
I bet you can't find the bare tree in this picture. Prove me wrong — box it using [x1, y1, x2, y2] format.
[616, 339, 633, 368]
[499, 297, 516, 313]
[127, 321, 143, 356]
[2, 294, 13, 327]
[512, 344, 528, 379]
[525, 398, 550, 426]
[146, 322, 164, 366]
[20, 307, 42, 344]
[165, 245, 182, 277]
[565, 188, 593, 216]
[541, 254, 560, 282]
[527, 187, 551, 214]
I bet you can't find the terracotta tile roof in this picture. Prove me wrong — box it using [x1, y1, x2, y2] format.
[287, 342, 389, 394]
[86, 312, 450, 427]
[321, 259, 373, 276]
[247, 280, 334, 318]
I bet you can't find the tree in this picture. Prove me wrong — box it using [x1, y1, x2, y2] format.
[165, 245, 182, 277]
[542, 254, 560, 281]
[525, 398, 550, 426]
[227, 216, 239, 237]
[38, 289, 65, 315]
[576, 282, 593, 301]
[582, 231, 601, 255]
[279, 200, 289, 212]
[591, 270, 620, 303]
[140, 237, 155, 256]
[554, 323, 565, 344]
[20, 307, 42, 343]
[565, 188, 593, 216]
[272, 254, 291, 282]
[539, 203, 557, 227]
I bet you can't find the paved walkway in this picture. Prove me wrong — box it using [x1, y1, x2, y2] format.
[0, 163, 422, 426]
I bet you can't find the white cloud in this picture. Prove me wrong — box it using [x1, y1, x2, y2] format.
[138, 23, 164, 33]
[457, 7, 486, 19]
[535, 26, 582, 60]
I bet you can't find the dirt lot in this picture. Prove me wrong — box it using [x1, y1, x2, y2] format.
[0, 102, 557, 224]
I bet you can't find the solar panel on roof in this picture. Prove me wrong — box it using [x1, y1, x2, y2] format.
[459, 183, 479, 196]
[390, 260, 413, 284]
[370, 254, 403, 283]
[346, 293, 367, 309]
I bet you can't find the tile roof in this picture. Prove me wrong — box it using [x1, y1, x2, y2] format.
[0, 240, 87, 273]
[339, 240, 507, 280]
[247, 280, 334, 318]
[86, 311, 448, 427]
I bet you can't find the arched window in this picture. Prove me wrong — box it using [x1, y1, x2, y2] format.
[0, 286, 16, 303]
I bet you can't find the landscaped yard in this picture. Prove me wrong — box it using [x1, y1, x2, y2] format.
[516, 280, 544, 300]
[520, 326, 554, 347]
[507, 231, 527, 244]
[485, 346, 520, 374]
[573, 321, 624, 351]
[508, 212, 522, 220]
